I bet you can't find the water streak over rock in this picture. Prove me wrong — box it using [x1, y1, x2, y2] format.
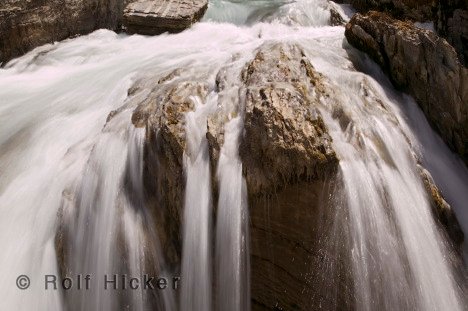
[346, 11, 468, 164]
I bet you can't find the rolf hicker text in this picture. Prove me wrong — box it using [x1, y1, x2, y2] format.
[44, 274, 180, 291]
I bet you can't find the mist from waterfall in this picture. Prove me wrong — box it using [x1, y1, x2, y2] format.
[0, 0, 466, 310]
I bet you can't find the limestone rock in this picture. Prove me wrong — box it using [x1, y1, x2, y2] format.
[240, 43, 341, 310]
[345, 11, 468, 163]
[240, 43, 339, 196]
[123, 0, 208, 35]
[0, 0, 125, 64]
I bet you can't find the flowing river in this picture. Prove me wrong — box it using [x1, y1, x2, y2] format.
[0, 0, 467, 310]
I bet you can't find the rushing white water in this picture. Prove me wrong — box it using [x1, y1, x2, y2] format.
[0, 0, 466, 310]
[67, 114, 143, 311]
[306, 39, 466, 309]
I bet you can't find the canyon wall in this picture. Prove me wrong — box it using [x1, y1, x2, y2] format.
[346, 11, 468, 164]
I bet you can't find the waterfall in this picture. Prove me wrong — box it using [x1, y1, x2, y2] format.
[215, 116, 250, 311]
[306, 41, 466, 309]
[180, 94, 217, 311]
[0, 0, 467, 310]
[66, 114, 167, 311]
[401, 95, 468, 260]
[180, 92, 250, 311]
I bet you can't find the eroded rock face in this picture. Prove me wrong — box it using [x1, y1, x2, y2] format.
[0, 0, 125, 64]
[435, 0, 468, 66]
[336, 0, 434, 21]
[240, 43, 339, 196]
[345, 11, 468, 163]
[123, 0, 208, 35]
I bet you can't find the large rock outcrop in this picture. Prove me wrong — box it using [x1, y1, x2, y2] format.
[345, 11, 468, 164]
[125, 43, 342, 309]
[435, 0, 468, 66]
[0, 0, 126, 64]
[238, 44, 344, 311]
[123, 0, 208, 35]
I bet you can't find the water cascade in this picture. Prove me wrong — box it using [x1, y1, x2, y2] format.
[180, 94, 216, 311]
[0, 0, 466, 310]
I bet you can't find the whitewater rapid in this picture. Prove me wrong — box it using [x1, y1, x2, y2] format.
[0, 0, 467, 310]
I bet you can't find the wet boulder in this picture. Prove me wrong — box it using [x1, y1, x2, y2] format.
[127, 43, 342, 310]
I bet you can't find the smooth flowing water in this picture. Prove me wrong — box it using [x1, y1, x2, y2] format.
[0, 0, 466, 310]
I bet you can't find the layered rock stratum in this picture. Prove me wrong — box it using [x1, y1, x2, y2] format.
[123, 0, 208, 35]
